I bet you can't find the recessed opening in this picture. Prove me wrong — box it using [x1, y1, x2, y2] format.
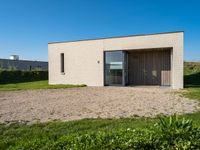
[60, 53, 64, 73]
[104, 48, 171, 87]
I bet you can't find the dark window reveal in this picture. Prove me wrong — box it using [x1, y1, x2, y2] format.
[60, 53, 64, 73]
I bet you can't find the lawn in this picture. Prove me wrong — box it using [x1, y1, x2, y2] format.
[0, 80, 85, 91]
[0, 115, 200, 149]
[0, 62, 200, 149]
[182, 62, 200, 125]
[183, 62, 200, 101]
[183, 87, 200, 100]
[0, 118, 156, 149]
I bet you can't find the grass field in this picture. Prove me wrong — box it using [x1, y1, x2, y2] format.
[182, 62, 200, 127]
[0, 62, 200, 149]
[183, 63, 200, 99]
[184, 62, 200, 101]
[0, 118, 157, 149]
[0, 80, 85, 91]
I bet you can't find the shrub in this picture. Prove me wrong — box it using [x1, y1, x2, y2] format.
[0, 70, 48, 84]
[153, 115, 200, 149]
[184, 62, 200, 87]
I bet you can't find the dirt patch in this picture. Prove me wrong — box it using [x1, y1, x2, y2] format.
[0, 87, 199, 123]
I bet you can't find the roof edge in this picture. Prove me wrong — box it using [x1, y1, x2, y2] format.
[48, 31, 184, 44]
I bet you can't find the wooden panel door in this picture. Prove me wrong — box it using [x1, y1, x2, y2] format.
[128, 51, 145, 85]
[128, 49, 171, 86]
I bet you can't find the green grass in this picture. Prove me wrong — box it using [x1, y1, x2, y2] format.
[0, 80, 86, 91]
[183, 87, 200, 101]
[181, 62, 200, 126]
[183, 62, 200, 101]
[0, 118, 155, 149]
[0, 118, 154, 136]
[180, 87, 200, 126]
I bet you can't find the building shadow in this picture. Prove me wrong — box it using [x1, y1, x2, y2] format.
[184, 72, 200, 88]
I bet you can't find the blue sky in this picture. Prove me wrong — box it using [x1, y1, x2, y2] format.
[0, 0, 200, 61]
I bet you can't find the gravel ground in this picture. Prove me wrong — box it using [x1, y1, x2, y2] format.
[0, 87, 199, 123]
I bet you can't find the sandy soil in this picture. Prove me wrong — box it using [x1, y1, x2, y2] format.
[0, 87, 199, 123]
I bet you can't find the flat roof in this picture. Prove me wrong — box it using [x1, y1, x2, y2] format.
[48, 31, 184, 44]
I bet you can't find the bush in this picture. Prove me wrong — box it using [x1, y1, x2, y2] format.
[0, 70, 48, 84]
[153, 115, 200, 149]
[184, 62, 200, 75]
[6, 115, 200, 150]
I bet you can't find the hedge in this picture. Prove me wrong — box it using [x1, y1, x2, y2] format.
[0, 70, 48, 84]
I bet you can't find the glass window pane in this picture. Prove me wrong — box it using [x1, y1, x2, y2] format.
[105, 51, 123, 63]
[105, 51, 123, 85]
[109, 62, 123, 69]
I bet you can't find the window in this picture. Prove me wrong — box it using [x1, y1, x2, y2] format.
[104, 51, 128, 86]
[60, 53, 64, 73]
[104, 51, 123, 85]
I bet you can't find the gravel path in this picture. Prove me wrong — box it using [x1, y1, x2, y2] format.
[0, 87, 199, 123]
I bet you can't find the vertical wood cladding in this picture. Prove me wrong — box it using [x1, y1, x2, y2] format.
[128, 49, 171, 86]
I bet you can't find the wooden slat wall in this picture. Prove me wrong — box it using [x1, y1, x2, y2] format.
[161, 50, 171, 86]
[128, 49, 171, 86]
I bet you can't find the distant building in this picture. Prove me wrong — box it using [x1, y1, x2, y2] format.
[0, 55, 48, 71]
[9, 55, 19, 60]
